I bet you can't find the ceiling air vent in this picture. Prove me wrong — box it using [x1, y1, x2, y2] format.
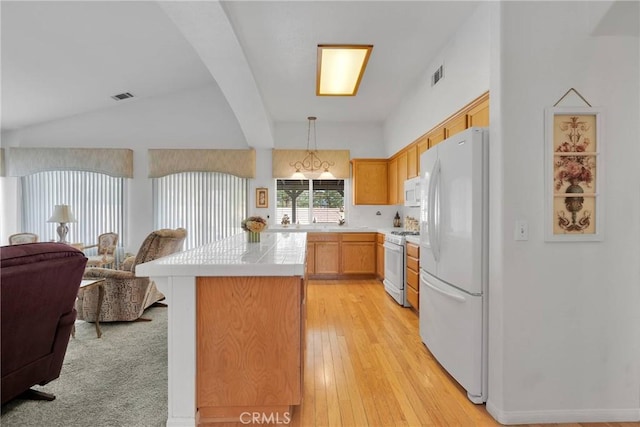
[431, 65, 444, 86]
[111, 92, 134, 101]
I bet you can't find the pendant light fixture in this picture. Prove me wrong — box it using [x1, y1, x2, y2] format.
[289, 116, 334, 174]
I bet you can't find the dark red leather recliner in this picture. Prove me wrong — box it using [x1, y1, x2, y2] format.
[1, 243, 87, 405]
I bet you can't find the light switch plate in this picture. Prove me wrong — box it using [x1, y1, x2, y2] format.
[515, 220, 528, 241]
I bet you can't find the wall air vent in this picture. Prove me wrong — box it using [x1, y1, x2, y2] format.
[111, 92, 134, 101]
[431, 65, 444, 86]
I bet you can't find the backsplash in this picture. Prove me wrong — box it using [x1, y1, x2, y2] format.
[348, 205, 404, 228]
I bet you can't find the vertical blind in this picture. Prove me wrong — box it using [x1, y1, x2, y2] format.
[21, 171, 126, 250]
[153, 172, 248, 250]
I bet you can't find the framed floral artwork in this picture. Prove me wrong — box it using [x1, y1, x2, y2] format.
[256, 187, 268, 208]
[545, 107, 604, 241]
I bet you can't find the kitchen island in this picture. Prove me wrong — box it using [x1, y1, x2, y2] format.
[136, 232, 307, 427]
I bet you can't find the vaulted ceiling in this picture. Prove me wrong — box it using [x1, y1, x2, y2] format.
[1, 0, 483, 144]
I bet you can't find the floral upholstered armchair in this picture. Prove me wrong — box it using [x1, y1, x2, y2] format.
[77, 228, 187, 322]
[84, 232, 118, 268]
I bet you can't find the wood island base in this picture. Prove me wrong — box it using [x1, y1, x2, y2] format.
[196, 276, 305, 425]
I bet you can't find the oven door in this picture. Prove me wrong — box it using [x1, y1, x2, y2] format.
[383, 242, 405, 305]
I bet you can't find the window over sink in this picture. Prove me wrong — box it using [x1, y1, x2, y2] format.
[276, 179, 345, 225]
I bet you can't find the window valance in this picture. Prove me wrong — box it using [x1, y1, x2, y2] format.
[272, 149, 350, 179]
[148, 149, 255, 179]
[7, 148, 133, 178]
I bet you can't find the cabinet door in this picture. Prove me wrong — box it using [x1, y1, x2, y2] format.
[397, 151, 407, 205]
[444, 114, 468, 139]
[467, 97, 490, 127]
[407, 145, 418, 178]
[314, 242, 340, 275]
[352, 159, 388, 205]
[341, 242, 376, 275]
[428, 128, 446, 149]
[376, 242, 385, 280]
[306, 242, 315, 275]
[388, 157, 398, 205]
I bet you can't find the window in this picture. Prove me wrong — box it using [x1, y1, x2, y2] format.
[21, 170, 126, 252]
[276, 179, 344, 224]
[153, 172, 248, 250]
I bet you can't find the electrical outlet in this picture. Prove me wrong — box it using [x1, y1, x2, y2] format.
[515, 220, 528, 241]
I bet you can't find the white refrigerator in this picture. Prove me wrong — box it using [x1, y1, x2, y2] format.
[419, 127, 488, 404]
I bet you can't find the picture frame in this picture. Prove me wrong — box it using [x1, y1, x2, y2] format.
[544, 106, 604, 242]
[256, 187, 268, 208]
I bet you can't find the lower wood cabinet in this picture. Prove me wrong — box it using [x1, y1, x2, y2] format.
[307, 232, 377, 279]
[376, 233, 384, 280]
[196, 276, 304, 422]
[315, 241, 340, 275]
[406, 242, 420, 311]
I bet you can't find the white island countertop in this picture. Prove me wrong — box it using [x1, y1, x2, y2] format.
[136, 231, 307, 278]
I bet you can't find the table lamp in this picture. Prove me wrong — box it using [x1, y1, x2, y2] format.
[47, 205, 77, 243]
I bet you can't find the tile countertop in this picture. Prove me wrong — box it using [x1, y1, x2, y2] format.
[267, 225, 401, 234]
[136, 232, 307, 277]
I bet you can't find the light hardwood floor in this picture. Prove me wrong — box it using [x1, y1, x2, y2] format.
[212, 279, 639, 427]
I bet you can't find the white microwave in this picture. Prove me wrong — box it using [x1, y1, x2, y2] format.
[404, 177, 421, 207]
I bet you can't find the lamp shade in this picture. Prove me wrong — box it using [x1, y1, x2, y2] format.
[47, 205, 77, 223]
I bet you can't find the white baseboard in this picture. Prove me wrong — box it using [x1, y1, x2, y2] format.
[166, 417, 196, 427]
[486, 400, 640, 425]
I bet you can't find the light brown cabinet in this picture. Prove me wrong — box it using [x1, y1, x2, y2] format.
[341, 233, 376, 275]
[388, 157, 398, 205]
[352, 92, 489, 207]
[427, 127, 446, 149]
[307, 232, 377, 279]
[397, 151, 407, 205]
[407, 145, 418, 179]
[376, 233, 384, 280]
[306, 233, 339, 276]
[196, 276, 304, 422]
[467, 94, 490, 128]
[444, 114, 468, 139]
[351, 159, 388, 205]
[406, 242, 420, 311]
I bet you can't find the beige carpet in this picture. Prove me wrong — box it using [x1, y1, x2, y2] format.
[1, 307, 168, 427]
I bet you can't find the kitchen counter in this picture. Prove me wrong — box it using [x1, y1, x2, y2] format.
[137, 232, 307, 427]
[267, 225, 400, 234]
[136, 231, 306, 277]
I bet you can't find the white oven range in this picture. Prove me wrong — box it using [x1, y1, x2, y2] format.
[383, 231, 419, 307]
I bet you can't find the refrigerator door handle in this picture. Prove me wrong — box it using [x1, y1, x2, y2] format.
[420, 272, 465, 303]
[430, 159, 441, 262]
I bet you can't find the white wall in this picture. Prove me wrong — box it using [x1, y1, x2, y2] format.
[488, 1, 640, 423]
[383, 3, 490, 157]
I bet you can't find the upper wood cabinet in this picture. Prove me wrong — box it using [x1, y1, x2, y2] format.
[417, 136, 429, 157]
[427, 127, 446, 149]
[363, 92, 489, 206]
[444, 114, 468, 139]
[388, 157, 398, 205]
[407, 144, 418, 179]
[351, 159, 388, 205]
[467, 96, 490, 127]
[397, 151, 407, 205]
